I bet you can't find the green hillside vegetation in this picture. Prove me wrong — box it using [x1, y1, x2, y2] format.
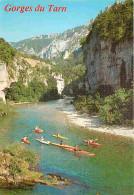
[11, 35, 53, 53]
[53, 54, 86, 85]
[74, 88, 133, 125]
[11, 25, 85, 55]
[80, 0, 132, 46]
[0, 38, 16, 65]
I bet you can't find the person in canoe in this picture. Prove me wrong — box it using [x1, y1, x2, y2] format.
[23, 135, 28, 141]
[57, 132, 61, 138]
[40, 136, 44, 141]
[60, 140, 63, 145]
[74, 145, 78, 151]
[88, 139, 94, 145]
[35, 126, 40, 131]
[74, 145, 81, 151]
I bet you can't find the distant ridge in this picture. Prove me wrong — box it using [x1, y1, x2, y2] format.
[10, 19, 93, 60]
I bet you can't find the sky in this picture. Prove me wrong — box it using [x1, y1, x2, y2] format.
[0, 0, 119, 42]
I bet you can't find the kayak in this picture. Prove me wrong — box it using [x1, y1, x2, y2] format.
[51, 135, 69, 140]
[36, 139, 50, 145]
[33, 129, 43, 134]
[49, 142, 75, 149]
[64, 148, 95, 156]
[21, 138, 30, 144]
[83, 140, 102, 147]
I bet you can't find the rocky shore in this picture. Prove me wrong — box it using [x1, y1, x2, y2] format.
[62, 101, 134, 139]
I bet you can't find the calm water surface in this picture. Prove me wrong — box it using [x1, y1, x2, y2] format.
[0, 100, 133, 195]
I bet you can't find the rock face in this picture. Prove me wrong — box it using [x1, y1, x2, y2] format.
[10, 20, 93, 60]
[52, 73, 64, 95]
[0, 63, 8, 102]
[83, 32, 133, 94]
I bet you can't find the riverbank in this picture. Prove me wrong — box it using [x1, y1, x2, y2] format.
[62, 102, 134, 139]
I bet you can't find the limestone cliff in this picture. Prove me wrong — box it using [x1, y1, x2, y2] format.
[0, 63, 8, 102]
[83, 32, 133, 94]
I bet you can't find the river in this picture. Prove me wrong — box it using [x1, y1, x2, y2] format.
[0, 99, 133, 195]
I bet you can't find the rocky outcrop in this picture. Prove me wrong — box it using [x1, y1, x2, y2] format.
[0, 63, 8, 102]
[83, 32, 133, 94]
[52, 73, 64, 95]
[0, 153, 69, 189]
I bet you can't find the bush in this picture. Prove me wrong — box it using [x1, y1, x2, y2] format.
[6, 79, 59, 102]
[74, 88, 133, 125]
[99, 88, 133, 124]
[80, 36, 87, 45]
[3, 142, 38, 165]
[3, 142, 38, 178]
[74, 93, 102, 115]
[86, 0, 133, 43]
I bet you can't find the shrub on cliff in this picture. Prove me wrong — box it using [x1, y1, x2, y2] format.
[87, 0, 133, 42]
[99, 88, 133, 125]
[80, 36, 87, 46]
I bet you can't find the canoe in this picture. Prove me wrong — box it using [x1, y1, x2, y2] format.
[21, 138, 30, 144]
[49, 142, 75, 149]
[36, 139, 50, 145]
[51, 135, 69, 140]
[33, 129, 43, 134]
[64, 148, 95, 156]
[83, 140, 102, 147]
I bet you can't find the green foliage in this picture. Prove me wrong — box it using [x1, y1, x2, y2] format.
[3, 142, 38, 165]
[6, 78, 59, 103]
[11, 35, 53, 53]
[3, 142, 38, 178]
[74, 93, 102, 115]
[53, 54, 86, 85]
[0, 99, 11, 117]
[74, 88, 133, 125]
[87, 0, 133, 42]
[0, 38, 16, 65]
[99, 88, 133, 125]
[80, 36, 87, 45]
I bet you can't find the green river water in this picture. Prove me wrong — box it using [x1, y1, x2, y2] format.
[0, 99, 133, 195]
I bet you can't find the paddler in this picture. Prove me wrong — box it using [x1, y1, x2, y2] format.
[40, 136, 44, 141]
[60, 140, 63, 145]
[23, 135, 28, 141]
[88, 139, 94, 145]
[35, 126, 40, 130]
[74, 145, 78, 151]
[57, 132, 60, 138]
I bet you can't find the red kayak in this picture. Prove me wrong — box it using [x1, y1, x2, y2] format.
[83, 140, 102, 147]
[64, 148, 95, 156]
[33, 129, 43, 134]
[21, 138, 30, 144]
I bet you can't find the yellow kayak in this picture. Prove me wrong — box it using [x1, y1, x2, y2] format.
[51, 135, 69, 140]
[49, 142, 75, 149]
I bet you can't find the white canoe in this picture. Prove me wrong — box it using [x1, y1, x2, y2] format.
[36, 139, 50, 145]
